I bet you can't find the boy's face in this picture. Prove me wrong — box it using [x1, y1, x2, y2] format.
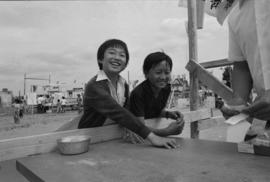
[146, 60, 171, 90]
[98, 46, 127, 75]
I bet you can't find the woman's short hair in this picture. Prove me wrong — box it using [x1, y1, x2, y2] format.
[97, 39, 129, 69]
[143, 51, 173, 75]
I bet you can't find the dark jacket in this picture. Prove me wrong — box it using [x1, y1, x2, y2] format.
[78, 75, 151, 139]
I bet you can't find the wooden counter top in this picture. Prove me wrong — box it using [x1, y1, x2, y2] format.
[17, 138, 270, 182]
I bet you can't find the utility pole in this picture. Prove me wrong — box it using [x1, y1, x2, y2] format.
[24, 73, 26, 96]
[23, 73, 51, 95]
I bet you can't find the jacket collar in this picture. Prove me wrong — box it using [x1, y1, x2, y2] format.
[96, 70, 126, 85]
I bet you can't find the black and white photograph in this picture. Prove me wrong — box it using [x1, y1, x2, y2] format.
[0, 0, 269, 181]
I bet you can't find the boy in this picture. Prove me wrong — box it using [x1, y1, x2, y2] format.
[128, 52, 185, 143]
[78, 39, 178, 149]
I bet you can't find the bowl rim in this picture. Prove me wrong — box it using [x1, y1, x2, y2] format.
[57, 135, 91, 143]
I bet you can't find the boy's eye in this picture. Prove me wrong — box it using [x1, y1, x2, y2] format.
[108, 51, 115, 54]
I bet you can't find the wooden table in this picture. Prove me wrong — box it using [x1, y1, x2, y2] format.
[16, 138, 270, 182]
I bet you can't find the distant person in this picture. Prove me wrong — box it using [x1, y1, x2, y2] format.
[12, 97, 23, 124]
[78, 38, 178, 149]
[61, 96, 66, 113]
[56, 99, 62, 113]
[37, 96, 43, 113]
[128, 52, 185, 143]
[77, 94, 83, 113]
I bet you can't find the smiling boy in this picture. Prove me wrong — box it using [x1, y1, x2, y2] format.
[129, 52, 185, 138]
[78, 39, 178, 149]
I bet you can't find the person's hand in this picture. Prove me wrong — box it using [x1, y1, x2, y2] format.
[164, 120, 185, 135]
[242, 90, 270, 121]
[146, 132, 178, 149]
[220, 105, 240, 120]
[167, 111, 183, 120]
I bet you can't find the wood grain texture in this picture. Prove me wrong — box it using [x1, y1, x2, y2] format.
[0, 125, 123, 162]
[200, 59, 233, 69]
[16, 139, 270, 182]
[186, 60, 237, 102]
[187, 0, 200, 139]
[0, 108, 214, 161]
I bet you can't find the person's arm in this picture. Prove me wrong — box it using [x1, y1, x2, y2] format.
[85, 82, 178, 148]
[219, 61, 253, 119]
[85, 82, 150, 139]
[160, 110, 183, 120]
[231, 62, 270, 121]
[129, 88, 184, 137]
[242, 89, 270, 121]
[231, 61, 253, 104]
[146, 132, 177, 149]
[136, 116, 184, 137]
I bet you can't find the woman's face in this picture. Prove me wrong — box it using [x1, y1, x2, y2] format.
[99, 46, 127, 75]
[146, 60, 171, 90]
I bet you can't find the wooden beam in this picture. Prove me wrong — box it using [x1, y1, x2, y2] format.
[182, 108, 212, 123]
[238, 140, 270, 156]
[0, 125, 123, 162]
[186, 60, 238, 102]
[237, 142, 254, 154]
[198, 116, 225, 130]
[200, 59, 234, 69]
[187, 0, 199, 139]
[144, 109, 213, 139]
[0, 108, 214, 162]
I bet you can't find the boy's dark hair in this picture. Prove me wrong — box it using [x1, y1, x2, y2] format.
[97, 39, 129, 69]
[143, 51, 173, 75]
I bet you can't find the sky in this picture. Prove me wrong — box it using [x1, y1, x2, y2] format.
[0, 0, 228, 95]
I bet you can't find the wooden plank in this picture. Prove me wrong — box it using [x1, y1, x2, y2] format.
[16, 139, 270, 182]
[182, 108, 212, 123]
[0, 125, 122, 150]
[0, 108, 213, 162]
[237, 142, 254, 154]
[198, 116, 225, 130]
[253, 138, 270, 147]
[144, 109, 212, 137]
[187, 0, 199, 139]
[0, 125, 123, 162]
[237, 140, 270, 156]
[56, 113, 82, 131]
[200, 59, 233, 69]
[186, 60, 238, 102]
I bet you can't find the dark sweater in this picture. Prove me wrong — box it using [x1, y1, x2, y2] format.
[78, 75, 151, 139]
[129, 79, 171, 119]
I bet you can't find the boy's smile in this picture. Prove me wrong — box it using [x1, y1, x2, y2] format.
[146, 60, 171, 90]
[99, 46, 127, 75]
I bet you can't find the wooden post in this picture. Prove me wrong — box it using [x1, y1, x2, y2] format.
[187, 0, 199, 138]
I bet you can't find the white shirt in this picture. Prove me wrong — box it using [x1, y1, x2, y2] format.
[228, 0, 270, 96]
[96, 70, 127, 125]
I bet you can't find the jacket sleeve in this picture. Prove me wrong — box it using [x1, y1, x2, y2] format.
[84, 82, 151, 139]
